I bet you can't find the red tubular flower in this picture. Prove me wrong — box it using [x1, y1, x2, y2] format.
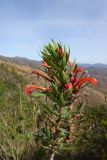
[70, 67, 84, 84]
[74, 77, 97, 91]
[25, 85, 49, 96]
[32, 70, 52, 82]
[41, 61, 50, 68]
[65, 83, 73, 90]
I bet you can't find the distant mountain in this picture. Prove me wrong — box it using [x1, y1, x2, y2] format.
[79, 63, 107, 69]
[0, 55, 41, 68]
[0, 55, 107, 69]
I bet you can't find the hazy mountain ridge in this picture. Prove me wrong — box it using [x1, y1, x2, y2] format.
[79, 63, 107, 69]
[1, 55, 107, 69]
[0, 55, 41, 68]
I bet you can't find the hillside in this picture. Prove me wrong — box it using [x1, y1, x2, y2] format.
[0, 55, 41, 68]
[0, 59, 41, 160]
[0, 55, 107, 105]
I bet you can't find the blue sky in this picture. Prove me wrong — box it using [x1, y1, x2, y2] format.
[0, 0, 107, 63]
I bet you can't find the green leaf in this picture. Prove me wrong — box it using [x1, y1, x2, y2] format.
[64, 88, 73, 100]
[52, 70, 61, 82]
[76, 101, 83, 111]
[52, 39, 57, 49]
[46, 92, 58, 104]
[59, 143, 78, 151]
[46, 124, 51, 139]
[64, 45, 66, 56]
[33, 93, 45, 97]
[59, 93, 64, 106]
[61, 71, 66, 84]
[44, 58, 59, 71]
[43, 104, 58, 117]
[52, 83, 59, 96]
[62, 56, 67, 70]
[58, 128, 69, 134]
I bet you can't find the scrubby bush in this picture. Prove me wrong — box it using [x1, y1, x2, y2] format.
[0, 41, 107, 160]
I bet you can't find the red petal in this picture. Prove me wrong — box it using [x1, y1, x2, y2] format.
[25, 85, 49, 96]
[41, 61, 50, 68]
[32, 70, 52, 82]
[75, 78, 97, 89]
[70, 68, 84, 84]
[65, 83, 73, 90]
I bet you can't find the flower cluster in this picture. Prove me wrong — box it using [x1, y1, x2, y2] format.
[25, 41, 97, 103]
[65, 67, 97, 92]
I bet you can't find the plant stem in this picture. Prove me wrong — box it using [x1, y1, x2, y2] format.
[50, 152, 55, 160]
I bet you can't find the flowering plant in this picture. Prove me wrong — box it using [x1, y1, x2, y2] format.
[25, 40, 97, 160]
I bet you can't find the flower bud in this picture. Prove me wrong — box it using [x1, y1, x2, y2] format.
[55, 48, 63, 57]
